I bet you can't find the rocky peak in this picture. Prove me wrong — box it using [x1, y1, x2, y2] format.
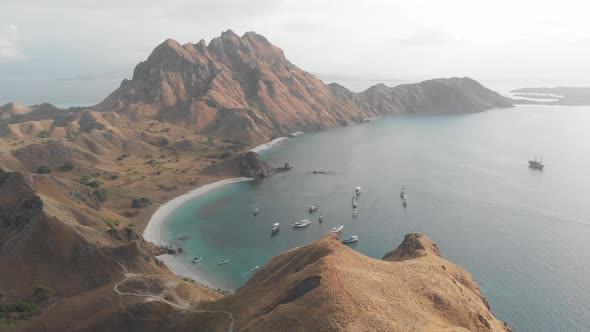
[382, 233, 441, 261]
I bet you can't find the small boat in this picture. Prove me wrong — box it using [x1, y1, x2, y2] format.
[192, 256, 202, 264]
[253, 207, 260, 216]
[318, 215, 323, 223]
[253, 265, 260, 271]
[331, 224, 344, 233]
[308, 204, 318, 213]
[528, 156, 545, 170]
[355, 186, 362, 195]
[353, 208, 358, 217]
[402, 197, 408, 207]
[292, 219, 312, 228]
[271, 222, 280, 234]
[217, 259, 230, 265]
[342, 235, 358, 244]
[400, 187, 406, 198]
[352, 199, 358, 208]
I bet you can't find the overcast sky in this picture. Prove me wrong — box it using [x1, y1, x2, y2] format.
[1, 0, 590, 105]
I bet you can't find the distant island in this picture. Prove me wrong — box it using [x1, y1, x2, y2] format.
[510, 87, 590, 105]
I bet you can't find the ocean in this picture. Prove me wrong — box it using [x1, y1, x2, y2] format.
[161, 105, 590, 332]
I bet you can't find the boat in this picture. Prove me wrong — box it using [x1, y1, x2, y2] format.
[308, 204, 318, 213]
[292, 219, 312, 228]
[271, 222, 280, 234]
[355, 186, 362, 195]
[217, 259, 230, 265]
[402, 196, 408, 207]
[342, 235, 358, 244]
[528, 156, 545, 170]
[352, 208, 358, 217]
[352, 199, 358, 208]
[192, 256, 202, 264]
[253, 207, 260, 216]
[318, 215, 323, 223]
[331, 224, 344, 233]
[400, 187, 406, 198]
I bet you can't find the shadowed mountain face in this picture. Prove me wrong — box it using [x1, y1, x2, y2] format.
[96, 30, 512, 145]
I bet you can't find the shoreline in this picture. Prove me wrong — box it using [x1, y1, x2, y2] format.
[143, 177, 252, 289]
[143, 136, 299, 290]
[143, 177, 252, 245]
[249, 136, 288, 153]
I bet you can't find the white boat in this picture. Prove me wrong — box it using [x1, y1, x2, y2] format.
[271, 222, 280, 234]
[400, 187, 406, 198]
[353, 208, 358, 216]
[342, 235, 358, 244]
[331, 224, 344, 233]
[308, 204, 318, 213]
[355, 186, 362, 194]
[292, 219, 312, 228]
[318, 215, 323, 223]
[352, 199, 358, 208]
[192, 256, 202, 264]
[217, 259, 230, 265]
[402, 197, 408, 207]
[253, 207, 260, 215]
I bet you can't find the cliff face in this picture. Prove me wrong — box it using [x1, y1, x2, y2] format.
[95, 30, 512, 146]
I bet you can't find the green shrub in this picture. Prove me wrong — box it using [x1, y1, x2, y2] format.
[120, 210, 140, 218]
[0, 301, 38, 321]
[87, 180, 102, 188]
[131, 197, 151, 209]
[32, 285, 54, 303]
[36, 165, 52, 174]
[104, 218, 120, 229]
[60, 162, 74, 172]
[94, 189, 107, 202]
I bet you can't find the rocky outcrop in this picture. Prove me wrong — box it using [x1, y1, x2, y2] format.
[237, 151, 272, 178]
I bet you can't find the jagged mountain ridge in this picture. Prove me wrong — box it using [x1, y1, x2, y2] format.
[96, 30, 512, 145]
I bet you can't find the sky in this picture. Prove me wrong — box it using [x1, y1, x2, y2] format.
[1, 0, 590, 106]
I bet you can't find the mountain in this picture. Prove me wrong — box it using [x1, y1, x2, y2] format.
[0, 31, 514, 331]
[96, 30, 512, 145]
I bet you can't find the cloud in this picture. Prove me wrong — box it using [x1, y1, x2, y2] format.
[0, 24, 24, 62]
[398, 28, 458, 46]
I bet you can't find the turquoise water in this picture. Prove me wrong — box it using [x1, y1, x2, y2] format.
[163, 105, 590, 331]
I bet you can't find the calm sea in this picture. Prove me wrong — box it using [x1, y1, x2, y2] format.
[163, 105, 590, 332]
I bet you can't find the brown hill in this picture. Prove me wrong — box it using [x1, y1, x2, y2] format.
[0, 103, 31, 121]
[221, 233, 510, 332]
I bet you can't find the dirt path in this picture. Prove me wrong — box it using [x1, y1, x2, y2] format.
[113, 273, 235, 332]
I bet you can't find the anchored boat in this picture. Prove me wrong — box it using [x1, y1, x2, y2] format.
[292, 219, 312, 228]
[271, 222, 280, 234]
[529, 156, 545, 170]
[331, 224, 344, 233]
[253, 207, 260, 216]
[342, 235, 358, 244]
[192, 256, 202, 264]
